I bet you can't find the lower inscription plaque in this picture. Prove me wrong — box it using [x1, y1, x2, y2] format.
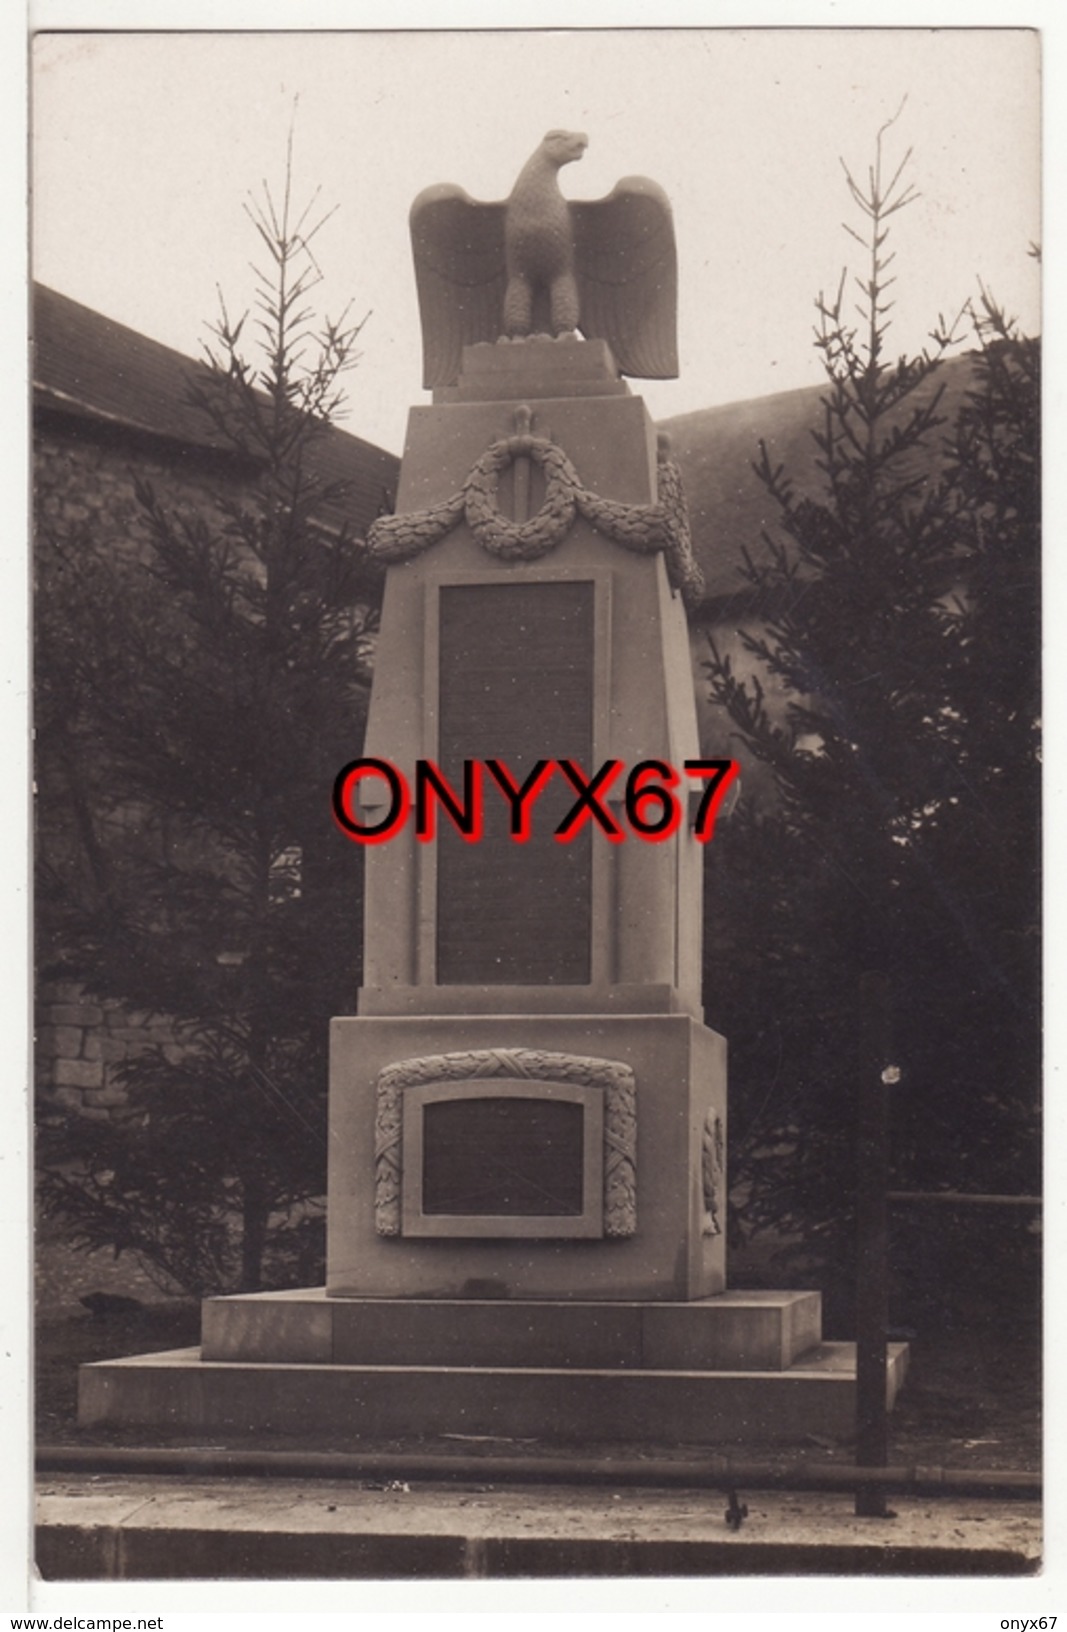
[402, 1080, 603, 1238]
[422, 1095, 585, 1216]
[374, 1049, 638, 1240]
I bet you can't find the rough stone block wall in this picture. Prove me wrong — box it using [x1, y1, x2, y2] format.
[35, 421, 250, 567]
[35, 423, 247, 1122]
[35, 979, 182, 1120]
[35, 414, 377, 1122]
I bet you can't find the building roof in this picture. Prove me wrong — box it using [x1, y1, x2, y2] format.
[660, 354, 978, 613]
[35, 282, 980, 596]
[33, 284, 399, 538]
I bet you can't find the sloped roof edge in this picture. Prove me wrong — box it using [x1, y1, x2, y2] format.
[33, 284, 400, 531]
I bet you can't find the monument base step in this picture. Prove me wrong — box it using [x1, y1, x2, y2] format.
[79, 1342, 909, 1446]
[201, 1287, 823, 1372]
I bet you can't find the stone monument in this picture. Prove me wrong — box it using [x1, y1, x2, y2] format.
[80, 135, 907, 1443]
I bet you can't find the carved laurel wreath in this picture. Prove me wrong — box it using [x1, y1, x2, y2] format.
[701, 1107, 725, 1238]
[374, 1046, 637, 1239]
[366, 433, 705, 609]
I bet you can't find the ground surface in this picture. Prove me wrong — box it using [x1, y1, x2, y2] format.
[35, 1222, 1041, 1473]
[32, 1224, 1042, 1580]
[35, 1474, 1042, 1579]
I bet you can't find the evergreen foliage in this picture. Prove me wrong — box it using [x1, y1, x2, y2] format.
[36, 168, 375, 1293]
[703, 127, 1040, 1322]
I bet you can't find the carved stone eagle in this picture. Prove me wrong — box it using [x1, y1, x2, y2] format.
[410, 130, 679, 388]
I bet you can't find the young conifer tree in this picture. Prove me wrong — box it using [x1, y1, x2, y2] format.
[37, 160, 376, 1294]
[702, 119, 1040, 1320]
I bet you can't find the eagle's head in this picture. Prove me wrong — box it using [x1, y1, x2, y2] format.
[541, 129, 589, 168]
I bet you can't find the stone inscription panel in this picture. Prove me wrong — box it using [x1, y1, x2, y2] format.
[422, 1095, 585, 1216]
[436, 581, 594, 985]
[400, 1076, 606, 1239]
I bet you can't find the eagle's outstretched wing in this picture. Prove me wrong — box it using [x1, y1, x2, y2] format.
[571, 176, 678, 379]
[409, 184, 507, 389]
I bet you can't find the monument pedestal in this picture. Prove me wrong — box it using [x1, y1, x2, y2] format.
[329, 1013, 726, 1303]
[79, 1288, 909, 1444]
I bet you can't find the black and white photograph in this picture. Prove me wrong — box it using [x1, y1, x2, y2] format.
[15, 11, 1052, 1614]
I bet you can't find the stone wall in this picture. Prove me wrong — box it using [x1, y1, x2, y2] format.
[35, 980, 183, 1122]
[36, 406, 386, 1128]
[35, 418, 251, 1121]
[35, 415, 252, 568]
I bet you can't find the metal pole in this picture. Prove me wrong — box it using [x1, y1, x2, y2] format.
[887, 1191, 1042, 1208]
[34, 1444, 1043, 1499]
[855, 970, 893, 1518]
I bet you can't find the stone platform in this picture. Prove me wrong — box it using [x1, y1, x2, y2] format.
[78, 1289, 909, 1445]
[200, 1288, 822, 1369]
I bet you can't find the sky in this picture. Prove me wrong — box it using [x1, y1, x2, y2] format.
[31, 27, 1041, 456]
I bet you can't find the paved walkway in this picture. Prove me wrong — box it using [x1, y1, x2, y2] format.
[36, 1472, 1041, 1579]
